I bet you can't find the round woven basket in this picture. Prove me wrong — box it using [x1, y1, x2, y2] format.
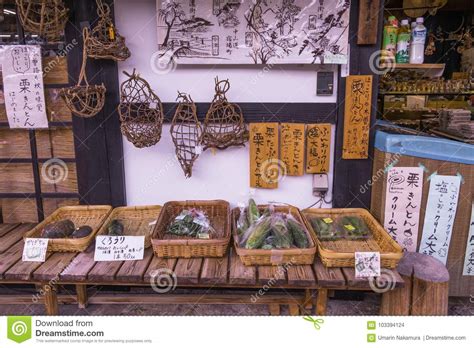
[85, 0, 130, 61]
[15, 0, 69, 41]
[60, 27, 106, 118]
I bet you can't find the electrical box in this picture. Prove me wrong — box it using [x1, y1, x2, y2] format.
[316, 71, 334, 96]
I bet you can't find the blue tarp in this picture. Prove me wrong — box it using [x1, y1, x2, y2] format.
[374, 130, 474, 165]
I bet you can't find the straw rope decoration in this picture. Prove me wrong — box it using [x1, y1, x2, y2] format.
[60, 27, 106, 118]
[201, 77, 248, 150]
[170, 92, 202, 178]
[118, 69, 164, 148]
[15, 0, 69, 41]
[85, 0, 130, 61]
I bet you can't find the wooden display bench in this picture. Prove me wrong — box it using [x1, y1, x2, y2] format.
[0, 224, 405, 315]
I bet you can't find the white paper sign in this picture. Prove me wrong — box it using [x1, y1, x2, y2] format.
[1, 45, 48, 128]
[462, 203, 474, 276]
[22, 238, 49, 262]
[355, 252, 380, 278]
[419, 175, 461, 264]
[383, 167, 424, 252]
[94, 236, 145, 261]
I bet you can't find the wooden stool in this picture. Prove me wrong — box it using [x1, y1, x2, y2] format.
[380, 252, 449, 315]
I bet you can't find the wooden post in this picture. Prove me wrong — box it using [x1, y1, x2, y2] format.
[42, 284, 59, 315]
[303, 289, 313, 310]
[268, 304, 281, 316]
[288, 304, 300, 316]
[380, 252, 449, 316]
[76, 284, 88, 309]
[316, 289, 328, 315]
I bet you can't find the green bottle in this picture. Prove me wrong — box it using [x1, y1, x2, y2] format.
[396, 19, 410, 63]
[382, 16, 398, 63]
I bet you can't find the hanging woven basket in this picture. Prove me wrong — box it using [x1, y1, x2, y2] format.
[170, 92, 202, 178]
[201, 77, 247, 150]
[60, 28, 106, 118]
[85, 0, 130, 61]
[118, 69, 164, 148]
[15, 0, 69, 41]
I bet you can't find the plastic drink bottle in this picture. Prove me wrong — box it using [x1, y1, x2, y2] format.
[396, 19, 410, 63]
[409, 17, 427, 64]
[382, 15, 398, 63]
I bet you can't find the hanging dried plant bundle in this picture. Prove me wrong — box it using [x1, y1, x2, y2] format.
[170, 92, 202, 178]
[118, 69, 164, 148]
[15, 0, 69, 41]
[60, 28, 106, 118]
[85, 0, 130, 61]
[201, 77, 247, 150]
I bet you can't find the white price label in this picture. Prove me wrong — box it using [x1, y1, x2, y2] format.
[94, 235, 145, 261]
[355, 252, 380, 278]
[22, 238, 49, 262]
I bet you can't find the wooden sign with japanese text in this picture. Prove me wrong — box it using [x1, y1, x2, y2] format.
[342, 75, 372, 159]
[280, 123, 305, 176]
[1, 45, 48, 128]
[306, 123, 331, 173]
[462, 202, 474, 276]
[249, 123, 279, 189]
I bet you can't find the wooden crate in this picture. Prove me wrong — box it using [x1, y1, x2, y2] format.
[303, 208, 402, 268]
[370, 148, 474, 296]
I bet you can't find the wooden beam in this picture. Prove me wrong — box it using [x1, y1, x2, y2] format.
[357, 0, 381, 45]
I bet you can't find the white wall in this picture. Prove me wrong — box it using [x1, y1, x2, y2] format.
[115, 0, 337, 208]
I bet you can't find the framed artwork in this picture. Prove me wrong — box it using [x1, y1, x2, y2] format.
[156, 0, 351, 65]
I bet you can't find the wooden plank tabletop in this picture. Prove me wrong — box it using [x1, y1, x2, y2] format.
[0, 224, 404, 291]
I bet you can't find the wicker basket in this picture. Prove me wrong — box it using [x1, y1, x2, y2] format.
[151, 200, 231, 258]
[232, 205, 317, 266]
[96, 205, 161, 248]
[24, 205, 112, 252]
[303, 208, 403, 268]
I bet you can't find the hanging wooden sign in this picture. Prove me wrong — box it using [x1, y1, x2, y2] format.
[342, 75, 373, 159]
[249, 123, 280, 189]
[306, 123, 331, 174]
[280, 123, 305, 176]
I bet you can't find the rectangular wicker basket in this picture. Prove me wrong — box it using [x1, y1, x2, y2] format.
[232, 205, 317, 266]
[24, 205, 112, 252]
[96, 205, 162, 248]
[151, 200, 231, 258]
[303, 208, 403, 268]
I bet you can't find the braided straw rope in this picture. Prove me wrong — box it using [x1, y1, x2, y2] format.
[118, 69, 164, 148]
[201, 77, 248, 150]
[85, 0, 130, 61]
[60, 27, 106, 118]
[170, 92, 202, 178]
[15, 0, 68, 41]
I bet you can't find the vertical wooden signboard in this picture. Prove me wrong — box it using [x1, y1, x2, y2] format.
[342, 75, 373, 159]
[280, 123, 305, 176]
[306, 123, 331, 173]
[249, 123, 279, 189]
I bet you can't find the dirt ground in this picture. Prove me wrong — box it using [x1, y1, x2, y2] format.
[0, 286, 472, 316]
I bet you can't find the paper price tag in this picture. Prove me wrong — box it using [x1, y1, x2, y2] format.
[355, 252, 380, 278]
[22, 238, 49, 262]
[323, 217, 333, 224]
[94, 236, 145, 261]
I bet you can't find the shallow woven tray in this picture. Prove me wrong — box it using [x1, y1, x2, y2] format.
[232, 205, 317, 266]
[303, 208, 403, 268]
[151, 200, 231, 258]
[96, 205, 161, 248]
[24, 205, 112, 252]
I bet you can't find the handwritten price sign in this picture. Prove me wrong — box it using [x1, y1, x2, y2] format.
[94, 236, 145, 261]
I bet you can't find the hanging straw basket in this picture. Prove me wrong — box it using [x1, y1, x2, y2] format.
[15, 0, 69, 41]
[60, 27, 106, 118]
[118, 69, 164, 148]
[85, 0, 130, 61]
[170, 92, 202, 178]
[201, 77, 248, 150]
